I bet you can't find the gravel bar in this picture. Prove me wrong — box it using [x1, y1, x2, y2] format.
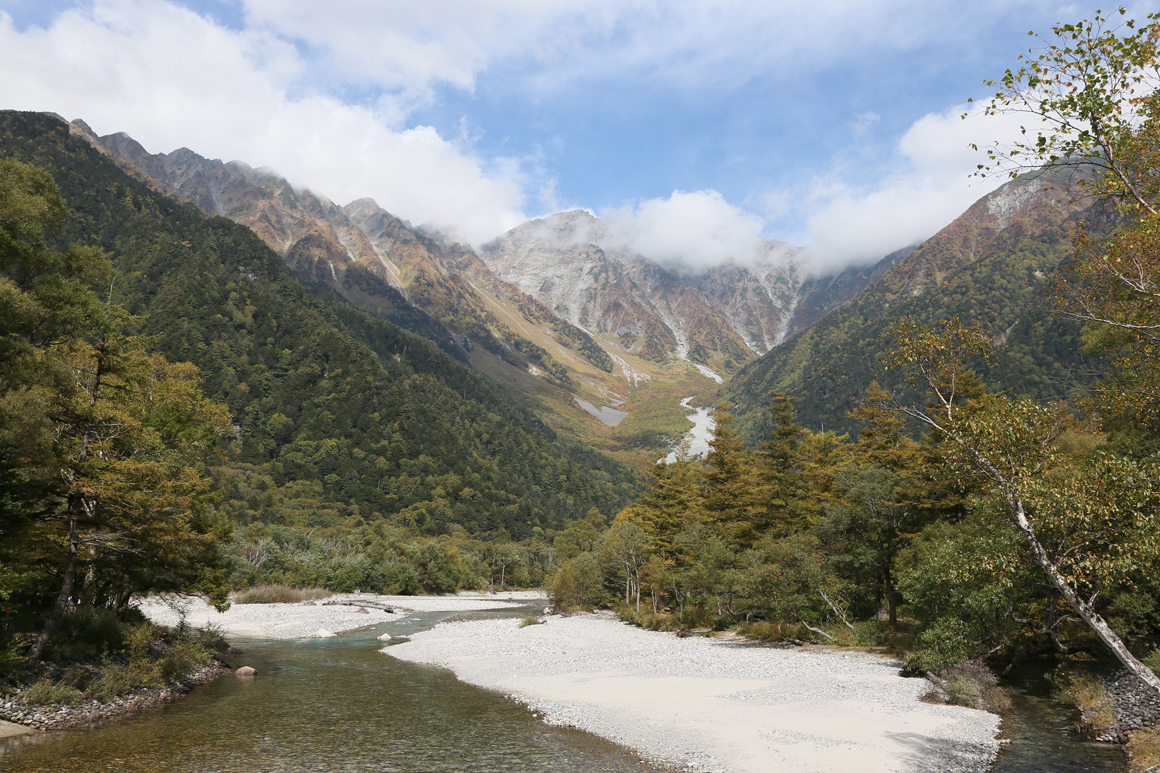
[384, 612, 1002, 773]
[137, 591, 544, 640]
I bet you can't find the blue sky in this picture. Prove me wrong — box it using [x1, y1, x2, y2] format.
[1, 1, 1153, 272]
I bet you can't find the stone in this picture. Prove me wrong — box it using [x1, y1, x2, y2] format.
[356, 607, 370, 614]
[377, 633, 393, 641]
[314, 628, 337, 638]
[235, 666, 256, 678]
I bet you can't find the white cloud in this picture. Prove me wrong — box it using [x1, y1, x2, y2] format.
[602, 190, 768, 272]
[0, 0, 528, 245]
[800, 102, 1038, 274]
[0, 0, 1092, 268]
[237, 0, 611, 106]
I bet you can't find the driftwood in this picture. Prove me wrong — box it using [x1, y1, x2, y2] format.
[322, 600, 395, 613]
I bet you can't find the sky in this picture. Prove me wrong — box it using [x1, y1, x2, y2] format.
[0, 0, 1154, 274]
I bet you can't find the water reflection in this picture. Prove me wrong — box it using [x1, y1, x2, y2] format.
[0, 610, 668, 773]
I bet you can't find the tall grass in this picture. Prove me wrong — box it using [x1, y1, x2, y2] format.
[1128, 725, 1160, 772]
[1053, 666, 1117, 737]
[234, 584, 333, 604]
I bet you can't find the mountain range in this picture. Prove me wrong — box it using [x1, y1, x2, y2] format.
[52, 112, 1096, 462]
[64, 118, 916, 460]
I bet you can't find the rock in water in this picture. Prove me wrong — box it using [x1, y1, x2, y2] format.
[235, 666, 256, 678]
[377, 633, 393, 641]
[314, 628, 337, 638]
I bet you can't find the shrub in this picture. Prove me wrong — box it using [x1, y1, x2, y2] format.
[735, 620, 809, 643]
[84, 659, 130, 702]
[518, 614, 543, 628]
[44, 605, 125, 661]
[936, 660, 1011, 714]
[618, 609, 684, 632]
[1143, 647, 1160, 677]
[903, 618, 975, 674]
[852, 620, 886, 647]
[234, 585, 332, 604]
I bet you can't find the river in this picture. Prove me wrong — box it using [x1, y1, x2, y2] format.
[0, 610, 1131, 772]
[0, 609, 667, 773]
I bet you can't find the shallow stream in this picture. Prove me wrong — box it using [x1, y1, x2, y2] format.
[0, 609, 666, 772]
[0, 611, 1133, 772]
[990, 663, 1126, 772]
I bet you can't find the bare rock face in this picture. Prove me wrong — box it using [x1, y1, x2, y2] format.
[478, 210, 811, 373]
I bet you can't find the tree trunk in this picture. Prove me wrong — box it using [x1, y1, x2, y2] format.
[1011, 498, 1160, 696]
[30, 339, 109, 660]
[28, 502, 81, 659]
[885, 572, 898, 626]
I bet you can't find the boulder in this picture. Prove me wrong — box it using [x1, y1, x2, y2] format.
[314, 628, 337, 638]
[235, 666, 256, 678]
[377, 633, 393, 641]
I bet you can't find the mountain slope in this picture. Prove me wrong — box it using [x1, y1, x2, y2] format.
[1, 110, 635, 535]
[724, 174, 1096, 437]
[479, 210, 809, 373]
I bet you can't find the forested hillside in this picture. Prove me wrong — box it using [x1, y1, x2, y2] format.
[724, 172, 1097, 438]
[0, 111, 636, 542]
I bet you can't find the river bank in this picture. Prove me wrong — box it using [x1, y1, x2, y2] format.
[384, 611, 1003, 773]
[0, 662, 228, 732]
[0, 591, 543, 738]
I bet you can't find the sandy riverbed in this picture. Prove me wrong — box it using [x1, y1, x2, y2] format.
[136, 591, 543, 639]
[384, 612, 1002, 773]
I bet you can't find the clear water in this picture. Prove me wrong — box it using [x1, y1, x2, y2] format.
[1, 614, 1133, 773]
[991, 663, 1126, 773]
[0, 609, 668, 772]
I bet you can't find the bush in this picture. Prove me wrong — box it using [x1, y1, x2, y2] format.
[851, 620, 887, 647]
[735, 620, 809, 643]
[235, 585, 332, 604]
[84, 659, 130, 702]
[619, 609, 685, 632]
[1143, 647, 1160, 677]
[44, 605, 125, 662]
[903, 618, 975, 674]
[936, 660, 1011, 714]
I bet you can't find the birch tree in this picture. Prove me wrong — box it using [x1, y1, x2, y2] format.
[886, 318, 1160, 695]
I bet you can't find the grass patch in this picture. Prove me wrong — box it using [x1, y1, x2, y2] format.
[18, 677, 85, 707]
[1128, 725, 1160, 773]
[1053, 666, 1117, 737]
[234, 585, 332, 604]
[518, 614, 543, 628]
